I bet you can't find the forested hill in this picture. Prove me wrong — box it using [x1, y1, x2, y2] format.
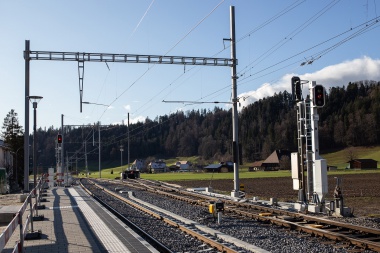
[36, 80, 380, 168]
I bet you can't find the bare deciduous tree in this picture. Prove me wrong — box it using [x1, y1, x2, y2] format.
[346, 146, 357, 162]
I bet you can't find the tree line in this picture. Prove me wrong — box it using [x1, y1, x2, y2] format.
[2, 80, 380, 179]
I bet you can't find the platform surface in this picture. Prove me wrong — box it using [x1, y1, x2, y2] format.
[2, 186, 157, 253]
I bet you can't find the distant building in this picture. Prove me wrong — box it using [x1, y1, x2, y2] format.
[0, 140, 13, 170]
[250, 161, 263, 171]
[204, 162, 233, 173]
[261, 150, 291, 171]
[348, 159, 377, 169]
[148, 160, 166, 173]
[130, 159, 145, 172]
[168, 164, 179, 172]
[0, 139, 12, 194]
[204, 164, 222, 172]
[175, 161, 192, 171]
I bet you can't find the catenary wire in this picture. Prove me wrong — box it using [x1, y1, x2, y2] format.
[95, 0, 226, 123]
[69, 3, 379, 160]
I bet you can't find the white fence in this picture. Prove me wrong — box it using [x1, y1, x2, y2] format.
[0, 175, 46, 253]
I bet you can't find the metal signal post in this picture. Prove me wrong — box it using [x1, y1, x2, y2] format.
[291, 78, 328, 213]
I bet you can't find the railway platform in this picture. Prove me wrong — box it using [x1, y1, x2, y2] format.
[2, 185, 158, 253]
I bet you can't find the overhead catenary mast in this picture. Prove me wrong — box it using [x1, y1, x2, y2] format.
[24, 6, 240, 194]
[229, 6, 241, 198]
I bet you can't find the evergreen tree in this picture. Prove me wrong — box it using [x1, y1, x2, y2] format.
[17, 80, 380, 169]
[1, 109, 24, 187]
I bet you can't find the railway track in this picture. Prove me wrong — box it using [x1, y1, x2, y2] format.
[80, 178, 258, 253]
[98, 178, 380, 252]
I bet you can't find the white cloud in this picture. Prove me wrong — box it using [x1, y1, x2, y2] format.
[129, 115, 145, 124]
[238, 57, 380, 109]
[124, 105, 131, 111]
[303, 56, 380, 87]
[112, 115, 145, 125]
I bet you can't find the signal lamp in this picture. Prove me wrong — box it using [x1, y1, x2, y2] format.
[57, 134, 62, 144]
[313, 85, 325, 107]
[291, 76, 302, 102]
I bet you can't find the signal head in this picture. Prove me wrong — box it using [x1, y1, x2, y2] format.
[57, 134, 62, 143]
[291, 76, 302, 102]
[313, 85, 325, 107]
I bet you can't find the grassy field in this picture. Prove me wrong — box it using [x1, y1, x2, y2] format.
[80, 146, 380, 181]
[322, 146, 380, 169]
[84, 167, 380, 182]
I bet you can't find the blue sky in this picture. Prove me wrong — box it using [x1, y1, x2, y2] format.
[1, 0, 380, 129]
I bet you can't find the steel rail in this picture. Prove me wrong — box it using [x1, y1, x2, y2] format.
[83, 179, 240, 253]
[79, 180, 173, 253]
[228, 207, 380, 252]
[112, 178, 380, 252]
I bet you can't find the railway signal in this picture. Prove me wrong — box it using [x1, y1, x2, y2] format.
[313, 84, 325, 107]
[57, 134, 62, 144]
[291, 76, 302, 102]
[291, 79, 328, 214]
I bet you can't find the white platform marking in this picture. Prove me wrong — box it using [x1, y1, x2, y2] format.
[69, 188, 131, 253]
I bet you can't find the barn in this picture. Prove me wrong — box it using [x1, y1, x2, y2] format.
[348, 159, 377, 169]
[261, 150, 291, 171]
[204, 163, 233, 173]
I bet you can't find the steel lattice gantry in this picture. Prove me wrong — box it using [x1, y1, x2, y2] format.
[27, 51, 235, 65]
[24, 6, 239, 195]
[23, 33, 238, 192]
[25, 50, 235, 112]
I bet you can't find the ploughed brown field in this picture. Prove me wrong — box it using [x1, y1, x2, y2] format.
[169, 173, 380, 217]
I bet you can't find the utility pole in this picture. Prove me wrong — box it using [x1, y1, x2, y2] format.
[98, 122, 101, 178]
[24, 40, 30, 192]
[120, 145, 124, 167]
[84, 140, 88, 177]
[229, 6, 240, 198]
[61, 114, 65, 185]
[65, 152, 68, 187]
[127, 113, 130, 170]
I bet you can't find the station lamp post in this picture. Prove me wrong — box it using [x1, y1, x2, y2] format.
[28, 96, 43, 193]
[14, 146, 23, 187]
[120, 145, 124, 167]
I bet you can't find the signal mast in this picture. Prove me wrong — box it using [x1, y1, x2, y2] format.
[291, 77, 328, 213]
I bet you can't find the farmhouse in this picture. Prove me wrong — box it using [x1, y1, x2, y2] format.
[175, 161, 192, 171]
[260, 150, 291, 171]
[131, 159, 145, 172]
[148, 160, 166, 173]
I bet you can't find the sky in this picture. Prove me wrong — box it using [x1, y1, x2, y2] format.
[1, 0, 380, 130]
